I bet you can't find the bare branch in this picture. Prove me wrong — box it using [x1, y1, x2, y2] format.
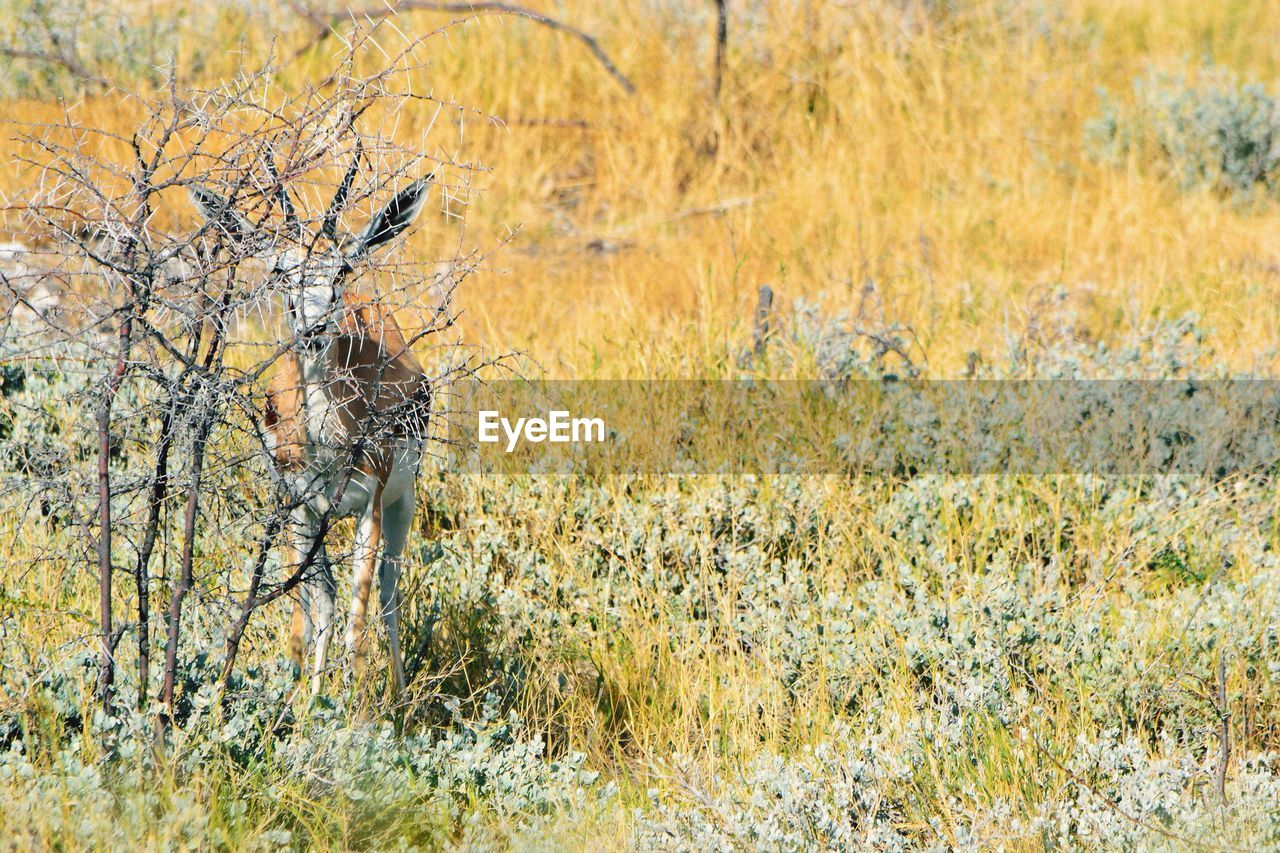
[0, 45, 112, 91]
[292, 1, 636, 95]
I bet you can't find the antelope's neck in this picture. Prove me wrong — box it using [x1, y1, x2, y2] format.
[296, 346, 332, 389]
[295, 345, 343, 446]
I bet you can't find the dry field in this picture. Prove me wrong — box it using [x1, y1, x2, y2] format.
[2, 0, 1280, 848]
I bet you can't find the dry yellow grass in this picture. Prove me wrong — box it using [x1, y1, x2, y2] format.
[5, 1, 1280, 847]
[5, 0, 1280, 376]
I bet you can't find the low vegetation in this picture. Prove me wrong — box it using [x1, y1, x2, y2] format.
[3, 0, 1280, 848]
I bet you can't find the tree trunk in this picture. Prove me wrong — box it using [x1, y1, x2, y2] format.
[96, 313, 134, 715]
[158, 413, 210, 720]
[133, 397, 177, 710]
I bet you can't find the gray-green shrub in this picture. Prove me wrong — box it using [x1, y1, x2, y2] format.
[1089, 63, 1280, 199]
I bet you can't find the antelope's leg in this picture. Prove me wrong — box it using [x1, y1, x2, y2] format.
[286, 521, 309, 670]
[308, 544, 336, 693]
[347, 488, 383, 680]
[378, 491, 415, 694]
[289, 507, 335, 694]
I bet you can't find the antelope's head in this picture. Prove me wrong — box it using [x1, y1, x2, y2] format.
[189, 146, 429, 351]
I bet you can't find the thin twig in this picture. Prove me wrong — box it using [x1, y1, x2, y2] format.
[1216, 653, 1231, 810]
[292, 1, 635, 95]
[0, 46, 112, 91]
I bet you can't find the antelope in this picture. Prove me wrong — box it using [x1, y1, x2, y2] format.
[190, 155, 431, 695]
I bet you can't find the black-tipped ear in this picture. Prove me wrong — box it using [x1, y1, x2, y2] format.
[188, 185, 252, 241]
[351, 177, 429, 258]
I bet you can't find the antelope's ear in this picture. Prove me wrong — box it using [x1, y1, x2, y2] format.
[352, 177, 429, 257]
[188, 184, 252, 241]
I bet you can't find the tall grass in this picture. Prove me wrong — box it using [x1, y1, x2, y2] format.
[3, 0, 1279, 374]
[4, 0, 1280, 848]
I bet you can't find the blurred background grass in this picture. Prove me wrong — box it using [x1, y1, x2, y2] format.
[5, 1, 1280, 848]
[4, 0, 1280, 376]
